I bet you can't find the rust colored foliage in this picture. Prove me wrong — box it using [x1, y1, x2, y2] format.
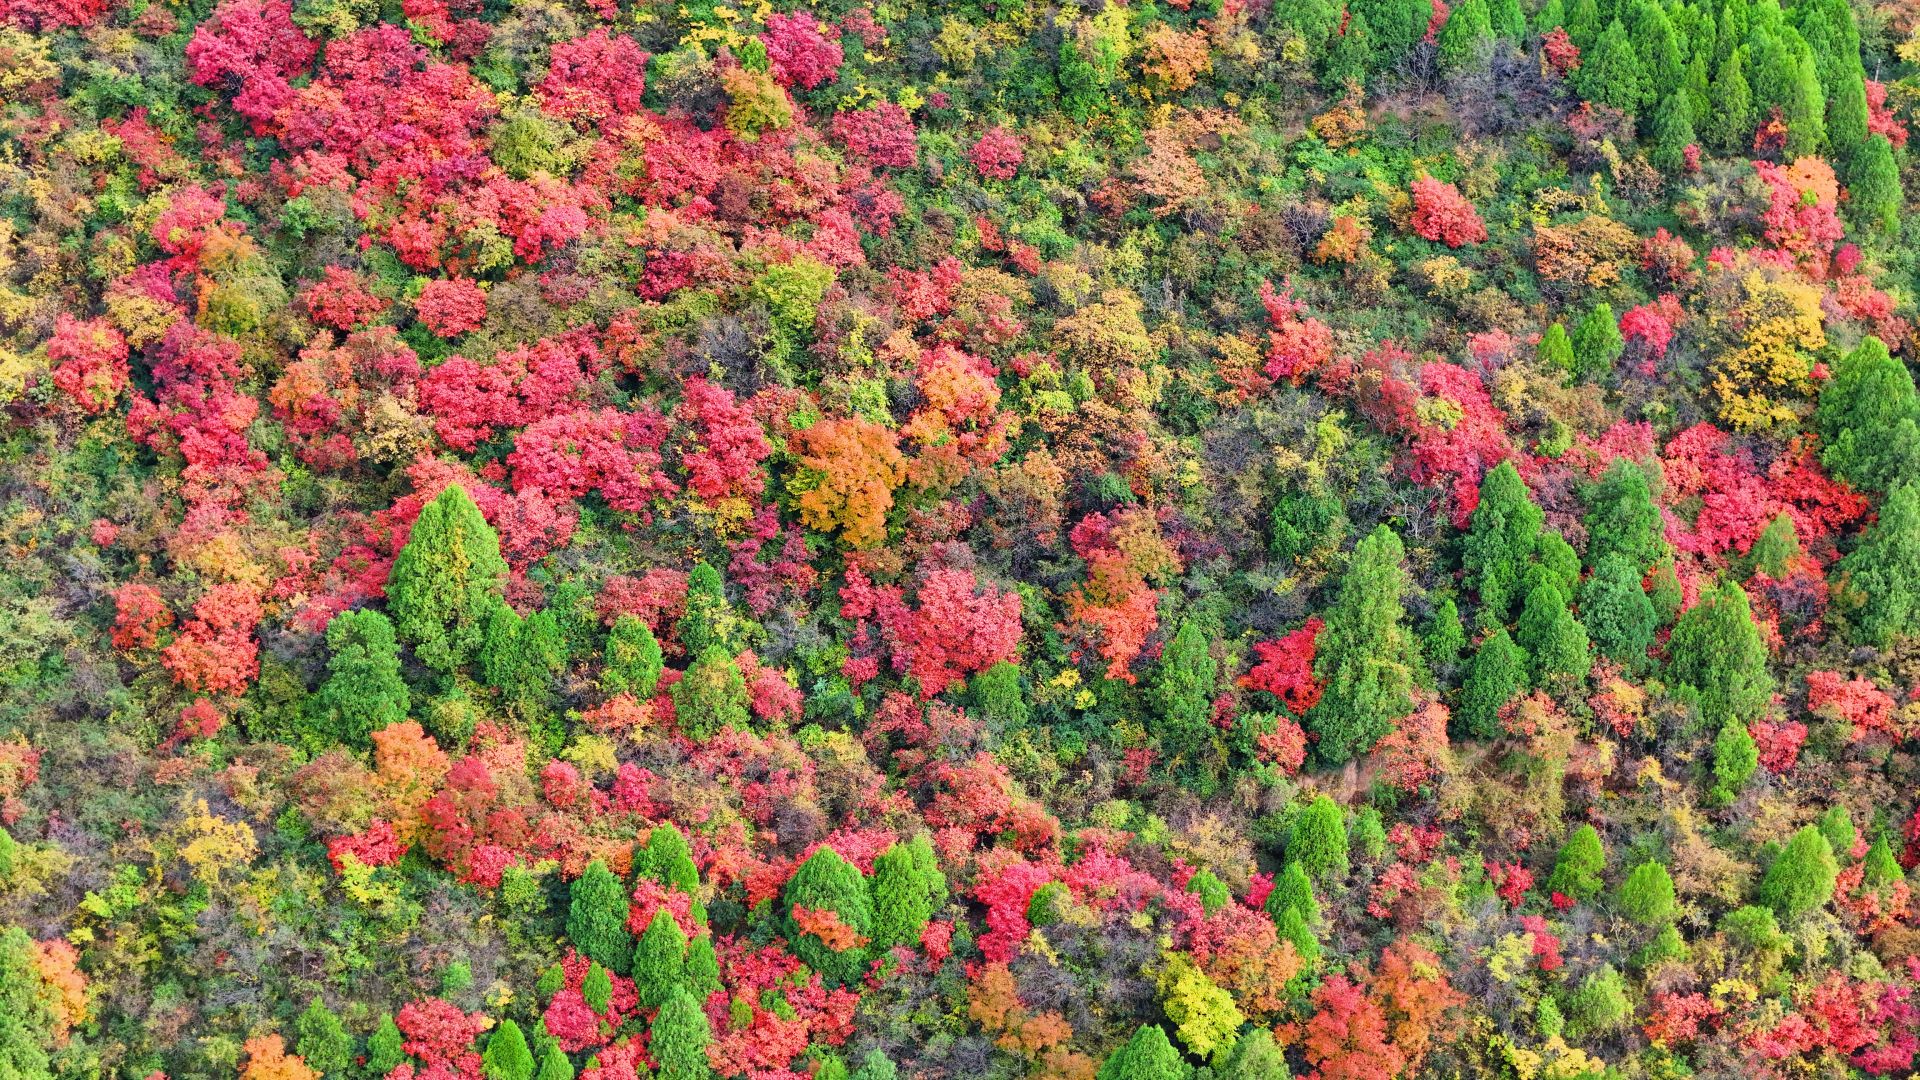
[791, 416, 907, 548]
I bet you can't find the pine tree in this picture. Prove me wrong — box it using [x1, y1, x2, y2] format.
[631, 909, 688, 1007]
[1616, 860, 1677, 925]
[1827, 65, 1869, 158]
[1632, 1, 1685, 98]
[1571, 302, 1623, 380]
[685, 933, 722, 998]
[366, 1015, 406, 1076]
[1289, 795, 1350, 882]
[1816, 804, 1855, 855]
[0, 826, 14, 883]
[483, 1020, 535, 1080]
[672, 646, 750, 740]
[1270, 487, 1346, 568]
[1839, 482, 1920, 648]
[1816, 336, 1920, 492]
[1352, 0, 1433, 61]
[1577, 20, 1649, 112]
[1715, 0, 1750, 67]
[310, 609, 409, 749]
[479, 601, 524, 691]
[1516, 583, 1592, 691]
[1264, 860, 1322, 926]
[567, 859, 633, 972]
[634, 823, 700, 893]
[1863, 836, 1904, 890]
[387, 484, 509, 676]
[1564, 0, 1600, 48]
[295, 998, 353, 1077]
[1709, 718, 1758, 805]
[1464, 461, 1545, 628]
[1548, 823, 1606, 902]
[1153, 618, 1217, 765]
[1537, 322, 1575, 375]
[535, 1044, 575, 1080]
[603, 614, 662, 698]
[1759, 825, 1838, 920]
[1321, 13, 1376, 90]
[1796, 0, 1861, 93]
[783, 846, 873, 985]
[582, 961, 612, 1013]
[1438, 0, 1494, 71]
[677, 562, 735, 655]
[1649, 92, 1698, 171]
[870, 833, 945, 951]
[1424, 597, 1467, 681]
[971, 661, 1030, 727]
[1490, 0, 1525, 38]
[650, 988, 714, 1080]
[1308, 526, 1418, 764]
[1682, 48, 1710, 125]
[1096, 1024, 1191, 1080]
[1460, 627, 1527, 739]
[1666, 580, 1774, 728]
[1748, 514, 1801, 579]
[1530, 532, 1582, 609]
[1581, 554, 1657, 669]
[1848, 135, 1904, 238]
[1703, 46, 1755, 154]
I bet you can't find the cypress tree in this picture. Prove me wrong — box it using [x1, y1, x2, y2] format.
[1571, 302, 1624, 380]
[1564, 0, 1601, 48]
[1548, 823, 1606, 902]
[1863, 836, 1904, 890]
[1289, 795, 1350, 882]
[1649, 92, 1698, 171]
[482, 1020, 535, 1080]
[1683, 47, 1711, 125]
[1096, 1025, 1191, 1080]
[1516, 583, 1592, 691]
[1438, 0, 1495, 71]
[602, 614, 662, 698]
[1703, 46, 1755, 154]
[387, 484, 508, 675]
[295, 998, 353, 1077]
[1748, 513, 1801, 579]
[650, 988, 714, 1080]
[1307, 526, 1418, 764]
[567, 859, 633, 972]
[367, 1016, 406, 1076]
[1581, 554, 1657, 669]
[1490, 0, 1525, 39]
[850, 1050, 898, 1080]
[479, 601, 524, 692]
[1464, 460, 1544, 628]
[1839, 482, 1920, 648]
[1577, 21, 1649, 112]
[1460, 627, 1527, 738]
[634, 823, 700, 893]
[1321, 13, 1376, 90]
[1848, 135, 1904, 239]
[1827, 65, 1869, 157]
[971, 660, 1030, 727]
[1716, 0, 1751, 66]
[685, 933, 722, 998]
[0, 826, 14, 884]
[582, 961, 612, 1014]
[309, 609, 409, 750]
[1648, 557, 1685, 626]
[1352, 0, 1433, 61]
[1152, 618, 1217, 763]
[1815, 805, 1855, 855]
[1584, 459, 1668, 572]
[1759, 825, 1838, 919]
[1567, 965, 1632, 1036]
[535, 1045, 574, 1080]
[1215, 1028, 1289, 1079]
[1816, 336, 1920, 492]
[672, 646, 750, 740]
[677, 562, 734, 655]
[1424, 596, 1467, 681]
[1538, 322, 1575, 375]
[1531, 531, 1582, 604]
[1666, 580, 1774, 728]
[870, 833, 945, 951]
[1616, 860, 1678, 925]
[1264, 860, 1321, 926]
[783, 846, 873, 985]
[1632, 1, 1685, 98]
[631, 910, 688, 1008]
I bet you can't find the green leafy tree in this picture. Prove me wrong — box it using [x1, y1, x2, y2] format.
[295, 998, 354, 1076]
[850, 1050, 897, 1080]
[1289, 795, 1350, 882]
[1096, 1024, 1191, 1080]
[1271, 489, 1344, 564]
[1459, 627, 1527, 739]
[672, 646, 750, 740]
[1759, 825, 1838, 920]
[568, 859, 633, 972]
[632, 910, 688, 1008]
[1464, 461, 1545, 627]
[1516, 583, 1591, 690]
[310, 609, 409, 749]
[783, 846, 873, 985]
[1581, 554, 1657, 668]
[603, 614, 663, 698]
[1708, 719, 1758, 806]
[1616, 860, 1677, 926]
[1666, 580, 1774, 728]
[1308, 526, 1418, 764]
[483, 1020, 535, 1080]
[1321, 13, 1376, 89]
[870, 833, 946, 951]
[1548, 824, 1606, 902]
[387, 484, 508, 675]
[650, 987, 714, 1080]
[1816, 336, 1920, 493]
[1215, 1027, 1289, 1079]
[1567, 964, 1631, 1036]
[1571, 302, 1624, 380]
[1839, 483, 1920, 648]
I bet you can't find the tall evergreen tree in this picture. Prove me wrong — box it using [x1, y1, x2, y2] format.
[1308, 526, 1418, 764]
[850, 1050, 898, 1080]
[1322, 13, 1376, 90]
[1848, 135, 1905, 239]
[1438, 0, 1495, 70]
[1460, 627, 1527, 739]
[1632, 1, 1685, 98]
[1759, 825, 1838, 920]
[1516, 583, 1592, 691]
[535, 1044, 575, 1080]
[1666, 580, 1774, 728]
[1548, 824, 1606, 902]
[783, 846, 873, 985]
[1816, 336, 1920, 492]
[1826, 65, 1869, 157]
[1580, 554, 1657, 669]
[295, 998, 354, 1077]
[1584, 459, 1667, 571]
[1537, 322, 1575, 375]
[870, 833, 946, 951]
[1463, 460, 1545, 628]
[1151, 618, 1217, 764]
[387, 484, 508, 675]
[602, 614, 663, 698]
[650, 988, 715, 1080]
[1703, 46, 1756, 154]
[1649, 92, 1698, 171]
[634, 823, 700, 893]
[677, 562, 735, 655]
[1289, 795, 1350, 882]
[631, 910, 688, 1008]
[1839, 483, 1920, 648]
[1571, 302, 1624, 380]
[1490, 0, 1525, 39]
[1577, 20, 1649, 112]
[672, 646, 750, 740]
[367, 1016, 406, 1076]
[310, 609, 409, 749]
[482, 1020, 535, 1080]
[1352, 0, 1433, 61]
[1709, 718, 1759, 805]
[567, 859, 633, 972]
[1096, 1024, 1191, 1080]
[1615, 860, 1677, 926]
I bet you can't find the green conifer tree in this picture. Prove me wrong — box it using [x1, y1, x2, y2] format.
[1703, 46, 1756, 154]
[783, 846, 873, 985]
[1816, 336, 1920, 492]
[870, 833, 946, 951]
[971, 661, 1031, 727]
[631, 910, 688, 1008]
[1709, 718, 1759, 805]
[1424, 597, 1467, 681]
[1307, 526, 1418, 764]
[311, 609, 410, 749]
[602, 614, 663, 698]
[1666, 580, 1774, 728]
[1848, 135, 1905, 238]
[634, 823, 700, 893]
[685, 933, 722, 998]
[1264, 860, 1322, 926]
[1616, 860, 1677, 925]
[387, 484, 508, 675]
[1548, 824, 1606, 902]
[1289, 795, 1350, 882]
[1321, 13, 1376, 90]
[1571, 302, 1624, 380]
[677, 562, 735, 655]
[1839, 483, 1920, 648]
[1649, 92, 1698, 170]
[1465, 461, 1546, 628]
[535, 1044, 575, 1080]
[1516, 583, 1592, 691]
[1748, 513, 1801, 579]
[850, 1050, 898, 1080]
[672, 646, 750, 740]
[1537, 322, 1576, 375]
[1096, 1024, 1191, 1080]
[483, 1020, 535, 1080]
[1581, 554, 1657, 669]
[582, 961, 612, 1014]
[650, 988, 714, 1080]
[1759, 825, 1838, 919]
[1577, 20, 1649, 112]
[1438, 0, 1494, 70]
[1460, 627, 1527, 739]
[1152, 618, 1217, 765]
[366, 1016, 406, 1076]
[567, 859, 633, 972]
[295, 998, 354, 1077]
